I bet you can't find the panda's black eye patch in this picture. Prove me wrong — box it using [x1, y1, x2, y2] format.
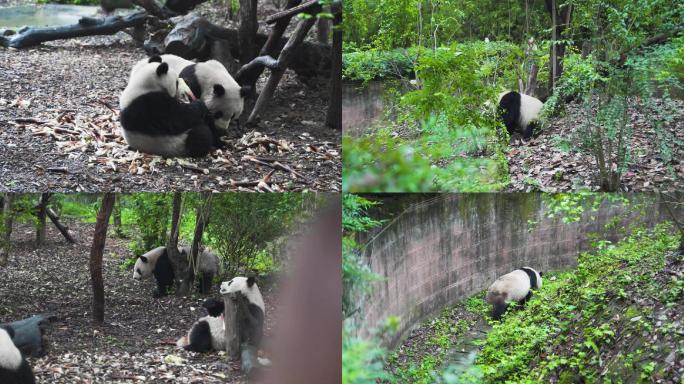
[213, 84, 225, 97]
[156, 62, 169, 77]
[214, 111, 223, 119]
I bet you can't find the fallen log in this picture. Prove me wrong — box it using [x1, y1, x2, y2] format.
[46, 208, 78, 244]
[0, 11, 148, 49]
[1, 314, 55, 357]
[163, 13, 330, 78]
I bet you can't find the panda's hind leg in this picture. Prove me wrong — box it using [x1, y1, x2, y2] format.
[184, 124, 214, 157]
[185, 321, 212, 352]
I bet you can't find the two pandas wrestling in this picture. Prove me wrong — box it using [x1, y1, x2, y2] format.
[120, 54, 250, 158]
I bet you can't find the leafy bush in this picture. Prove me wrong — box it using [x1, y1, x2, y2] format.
[343, 48, 417, 82]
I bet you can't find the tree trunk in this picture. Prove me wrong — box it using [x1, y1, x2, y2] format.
[325, 1, 342, 130]
[316, 16, 329, 45]
[184, 193, 212, 292]
[89, 193, 115, 325]
[113, 195, 122, 235]
[36, 193, 51, 246]
[0, 194, 13, 266]
[166, 192, 186, 295]
[223, 291, 242, 359]
[238, 0, 259, 65]
[546, 0, 573, 92]
[247, 13, 318, 123]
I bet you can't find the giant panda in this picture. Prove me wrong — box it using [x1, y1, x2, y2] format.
[119, 57, 225, 157]
[176, 298, 226, 352]
[179, 246, 220, 294]
[219, 276, 270, 372]
[486, 267, 543, 320]
[132, 246, 175, 298]
[0, 326, 35, 384]
[498, 91, 544, 140]
[179, 60, 251, 132]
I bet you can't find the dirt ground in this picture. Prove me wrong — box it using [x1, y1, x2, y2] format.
[506, 97, 684, 192]
[0, 1, 340, 192]
[0, 221, 279, 383]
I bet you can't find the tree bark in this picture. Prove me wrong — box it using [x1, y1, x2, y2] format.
[316, 15, 329, 45]
[546, 0, 573, 92]
[36, 193, 51, 246]
[248, 12, 318, 123]
[325, 1, 342, 130]
[89, 193, 115, 325]
[223, 291, 242, 360]
[113, 195, 122, 234]
[0, 194, 13, 266]
[0, 11, 148, 49]
[238, 0, 259, 65]
[166, 192, 186, 295]
[46, 208, 77, 244]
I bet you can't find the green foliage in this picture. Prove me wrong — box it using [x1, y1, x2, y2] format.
[127, 194, 173, 256]
[342, 195, 384, 318]
[475, 224, 680, 382]
[343, 321, 395, 384]
[343, 48, 418, 82]
[36, 0, 99, 5]
[205, 193, 314, 276]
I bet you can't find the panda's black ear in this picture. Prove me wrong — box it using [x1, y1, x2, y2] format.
[213, 84, 225, 97]
[139, 256, 148, 263]
[148, 56, 162, 63]
[247, 276, 256, 287]
[1, 325, 15, 339]
[539, 272, 544, 277]
[156, 62, 169, 77]
[240, 85, 252, 98]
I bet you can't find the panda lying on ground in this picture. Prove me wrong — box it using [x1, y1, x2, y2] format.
[176, 298, 226, 353]
[498, 91, 544, 141]
[119, 57, 225, 157]
[0, 326, 35, 384]
[486, 267, 543, 320]
[132, 246, 220, 297]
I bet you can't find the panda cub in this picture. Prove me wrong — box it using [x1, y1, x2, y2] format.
[180, 60, 251, 132]
[119, 57, 225, 157]
[220, 276, 270, 370]
[486, 267, 543, 320]
[498, 91, 544, 140]
[176, 298, 226, 352]
[132, 246, 174, 298]
[0, 326, 35, 384]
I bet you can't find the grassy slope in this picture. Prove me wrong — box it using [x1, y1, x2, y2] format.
[384, 224, 682, 383]
[477, 224, 682, 383]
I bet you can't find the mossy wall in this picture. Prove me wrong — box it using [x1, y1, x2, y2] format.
[356, 193, 671, 347]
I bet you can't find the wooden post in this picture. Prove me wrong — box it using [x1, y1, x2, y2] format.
[247, 13, 318, 123]
[238, 0, 259, 65]
[223, 291, 242, 359]
[46, 207, 77, 244]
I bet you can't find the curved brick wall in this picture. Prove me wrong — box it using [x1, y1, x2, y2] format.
[356, 193, 672, 347]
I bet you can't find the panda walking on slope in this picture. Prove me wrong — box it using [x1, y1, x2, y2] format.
[486, 267, 543, 320]
[498, 91, 544, 141]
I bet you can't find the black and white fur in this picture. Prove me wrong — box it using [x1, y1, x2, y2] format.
[486, 267, 543, 320]
[180, 60, 250, 132]
[0, 326, 35, 384]
[119, 57, 224, 157]
[132, 246, 175, 297]
[179, 246, 221, 294]
[176, 298, 226, 352]
[498, 91, 544, 140]
[220, 276, 270, 369]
